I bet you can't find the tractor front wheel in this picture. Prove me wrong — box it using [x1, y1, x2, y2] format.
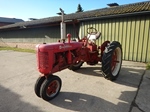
[34, 76, 46, 97]
[102, 41, 122, 81]
[40, 75, 62, 101]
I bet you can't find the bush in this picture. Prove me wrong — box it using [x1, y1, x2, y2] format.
[146, 63, 150, 70]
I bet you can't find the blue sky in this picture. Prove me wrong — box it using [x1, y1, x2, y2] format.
[0, 0, 149, 21]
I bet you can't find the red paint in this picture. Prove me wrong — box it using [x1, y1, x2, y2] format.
[111, 50, 119, 72]
[36, 34, 110, 77]
[67, 33, 71, 43]
[46, 81, 58, 96]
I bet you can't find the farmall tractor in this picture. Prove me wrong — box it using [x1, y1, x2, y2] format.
[34, 9, 122, 101]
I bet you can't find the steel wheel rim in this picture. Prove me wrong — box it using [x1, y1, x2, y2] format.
[46, 80, 60, 97]
[111, 47, 121, 76]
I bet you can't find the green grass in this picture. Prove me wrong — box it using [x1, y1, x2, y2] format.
[0, 46, 35, 53]
[146, 63, 150, 70]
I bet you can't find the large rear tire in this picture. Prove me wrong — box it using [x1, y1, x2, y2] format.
[102, 41, 122, 81]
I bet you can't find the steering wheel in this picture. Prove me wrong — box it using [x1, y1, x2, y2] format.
[87, 27, 98, 35]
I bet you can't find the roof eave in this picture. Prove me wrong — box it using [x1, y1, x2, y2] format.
[79, 10, 150, 21]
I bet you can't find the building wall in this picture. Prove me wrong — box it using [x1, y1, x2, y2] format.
[0, 22, 12, 26]
[0, 24, 79, 45]
[0, 15, 149, 62]
[79, 14, 150, 62]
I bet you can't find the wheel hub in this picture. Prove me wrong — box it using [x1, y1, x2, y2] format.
[111, 47, 121, 77]
[46, 81, 58, 96]
[111, 50, 119, 72]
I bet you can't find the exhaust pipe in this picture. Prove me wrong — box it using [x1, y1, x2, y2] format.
[60, 8, 66, 40]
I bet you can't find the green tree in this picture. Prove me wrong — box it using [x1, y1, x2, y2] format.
[76, 4, 83, 13]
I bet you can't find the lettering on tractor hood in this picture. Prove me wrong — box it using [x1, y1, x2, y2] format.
[59, 45, 72, 49]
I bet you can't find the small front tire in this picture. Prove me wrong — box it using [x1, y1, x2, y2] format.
[34, 76, 46, 97]
[40, 75, 62, 101]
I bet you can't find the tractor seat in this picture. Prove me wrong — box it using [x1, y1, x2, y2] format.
[88, 32, 101, 42]
[95, 32, 101, 39]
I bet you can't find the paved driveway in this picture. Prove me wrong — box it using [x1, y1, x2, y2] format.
[0, 51, 146, 112]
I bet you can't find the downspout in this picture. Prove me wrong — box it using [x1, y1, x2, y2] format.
[81, 22, 84, 38]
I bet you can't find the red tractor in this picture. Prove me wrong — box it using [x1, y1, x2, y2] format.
[34, 9, 122, 101]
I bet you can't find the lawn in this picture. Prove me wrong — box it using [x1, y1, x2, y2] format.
[0, 46, 35, 53]
[146, 63, 150, 70]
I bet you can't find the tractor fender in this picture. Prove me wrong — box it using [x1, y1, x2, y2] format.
[100, 40, 110, 57]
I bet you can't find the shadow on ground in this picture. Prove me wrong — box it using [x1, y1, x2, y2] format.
[50, 91, 135, 112]
[116, 66, 145, 88]
[49, 65, 145, 112]
[75, 65, 145, 88]
[75, 66, 103, 77]
[0, 85, 42, 112]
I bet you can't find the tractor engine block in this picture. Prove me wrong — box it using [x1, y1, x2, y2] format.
[54, 53, 67, 68]
[87, 51, 99, 65]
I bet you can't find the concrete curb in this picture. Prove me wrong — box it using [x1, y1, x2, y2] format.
[131, 70, 150, 112]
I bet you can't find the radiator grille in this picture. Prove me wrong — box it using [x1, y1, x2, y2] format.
[39, 52, 49, 69]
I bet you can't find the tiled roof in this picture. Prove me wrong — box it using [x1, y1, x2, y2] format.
[0, 17, 24, 23]
[64, 1, 150, 20]
[0, 1, 150, 30]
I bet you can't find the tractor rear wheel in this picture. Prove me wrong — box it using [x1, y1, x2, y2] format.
[40, 75, 62, 101]
[68, 61, 84, 71]
[102, 41, 122, 81]
[34, 76, 46, 97]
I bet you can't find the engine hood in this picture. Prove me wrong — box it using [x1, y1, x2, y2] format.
[36, 41, 82, 52]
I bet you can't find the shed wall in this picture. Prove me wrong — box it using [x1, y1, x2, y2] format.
[79, 15, 150, 62]
[0, 24, 78, 44]
[0, 15, 149, 62]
